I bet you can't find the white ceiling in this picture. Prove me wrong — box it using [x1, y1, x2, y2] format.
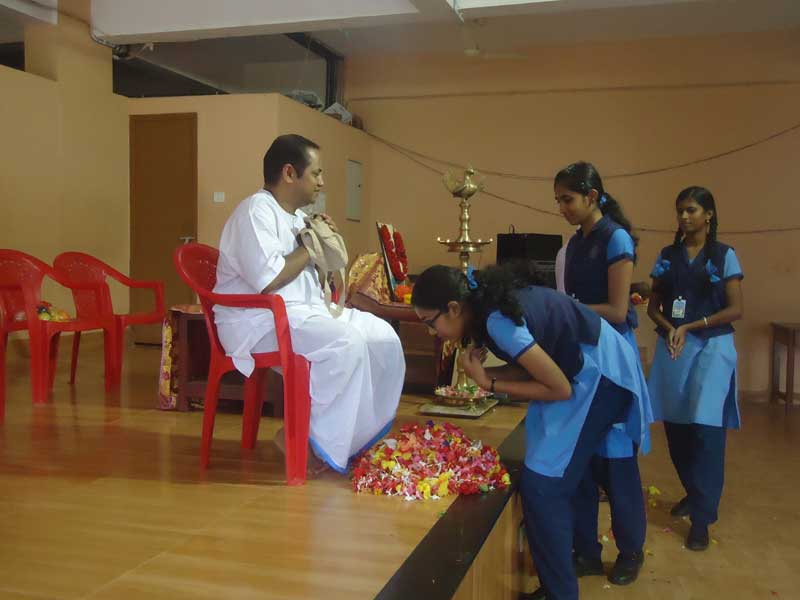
[2, 0, 798, 79]
[315, 0, 800, 56]
[92, 0, 425, 43]
[84, 0, 800, 56]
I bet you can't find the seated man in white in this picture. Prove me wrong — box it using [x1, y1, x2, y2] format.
[213, 134, 405, 474]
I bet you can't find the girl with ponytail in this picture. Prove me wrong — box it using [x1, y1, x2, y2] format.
[554, 161, 653, 590]
[647, 186, 744, 552]
[412, 262, 649, 600]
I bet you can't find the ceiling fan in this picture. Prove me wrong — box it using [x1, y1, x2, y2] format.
[455, 11, 529, 60]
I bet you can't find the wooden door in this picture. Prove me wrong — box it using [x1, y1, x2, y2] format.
[129, 113, 197, 344]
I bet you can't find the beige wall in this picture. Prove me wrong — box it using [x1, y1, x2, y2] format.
[0, 15, 129, 315]
[274, 95, 373, 257]
[344, 28, 800, 393]
[128, 93, 375, 258]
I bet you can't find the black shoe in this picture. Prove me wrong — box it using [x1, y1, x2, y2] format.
[686, 523, 709, 551]
[670, 496, 691, 517]
[573, 553, 605, 577]
[608, 551, 644, 585]
[519, 587, 547, 600]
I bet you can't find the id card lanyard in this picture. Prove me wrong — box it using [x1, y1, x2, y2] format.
[672, 296, 687, 319]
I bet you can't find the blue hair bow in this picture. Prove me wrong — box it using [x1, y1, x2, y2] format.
[705, 260, 721, 283]
[650, 258, 671, 278]
[466, 265, 479, 290]
[599, 194, 608, 207]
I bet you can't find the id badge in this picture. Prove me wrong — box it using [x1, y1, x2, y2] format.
[671, 297, 687, 319]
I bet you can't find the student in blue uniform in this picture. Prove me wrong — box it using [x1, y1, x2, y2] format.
[412, 262, 649, 600]
[554, 162, 652, 588]
[646, 186, 744, 551]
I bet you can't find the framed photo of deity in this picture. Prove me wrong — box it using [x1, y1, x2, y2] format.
[375, 221, 409, 297]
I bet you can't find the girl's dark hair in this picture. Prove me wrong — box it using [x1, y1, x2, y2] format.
[554, 161, 638, 260]
[673, 186, 719, 255]
[411, 260, 542, 345]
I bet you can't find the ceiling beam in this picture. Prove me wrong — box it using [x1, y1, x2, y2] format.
[0, 0, 57, 24]
[451, 0, 704, 19]
[92, 0, 423, 43]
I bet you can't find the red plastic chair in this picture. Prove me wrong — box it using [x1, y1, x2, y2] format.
[173, 243, 311, 485]
[53, 252, 165, 387]
[0, 250, 118, 404]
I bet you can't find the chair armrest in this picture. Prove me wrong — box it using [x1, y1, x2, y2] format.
[204, 291, 282, 308]
[126, 280, 166, 319]
[204, 291, 294, 355]
[104, 267, 166, 313]
[101, 264, 139, 287]
[204, 291, 289, 322]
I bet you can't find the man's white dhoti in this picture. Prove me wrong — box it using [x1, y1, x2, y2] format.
[213, 190, 404, 472]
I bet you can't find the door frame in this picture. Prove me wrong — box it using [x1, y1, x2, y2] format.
[129, 112, 198, 340]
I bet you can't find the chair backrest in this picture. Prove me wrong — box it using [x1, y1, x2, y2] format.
[53, 252, 114, 320]
[0, 250, 50, 327]
[173, 243, 224, 352]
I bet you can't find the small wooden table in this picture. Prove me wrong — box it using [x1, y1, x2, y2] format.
[769, 322, 799, 413]
[159, 306, 283, 415]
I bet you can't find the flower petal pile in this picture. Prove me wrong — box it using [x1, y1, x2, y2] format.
[352, 421, 510, 501]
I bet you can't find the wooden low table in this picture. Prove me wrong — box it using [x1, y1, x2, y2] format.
[769, 322, 799, 413]
[159, 305, 283, 414]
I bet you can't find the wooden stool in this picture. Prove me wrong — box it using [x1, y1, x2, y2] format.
[769, 322, 799, 413]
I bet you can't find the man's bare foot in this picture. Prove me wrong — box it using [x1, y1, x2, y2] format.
[307, 452, 330, 477]
[273, 426, 329, 478]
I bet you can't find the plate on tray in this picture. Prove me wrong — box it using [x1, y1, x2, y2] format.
[434, 385, 492, 406]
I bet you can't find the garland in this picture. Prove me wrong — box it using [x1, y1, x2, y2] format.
[379, 224, 408, 281]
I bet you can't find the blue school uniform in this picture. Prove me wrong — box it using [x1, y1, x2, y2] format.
[564, 216, 652, 563]
[647, 241, 743, 526]
[483, 286, 649, 599]
[647, 242, 743, 428]
[484, 287, 650, 477]
[565, 216, 654, 458]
